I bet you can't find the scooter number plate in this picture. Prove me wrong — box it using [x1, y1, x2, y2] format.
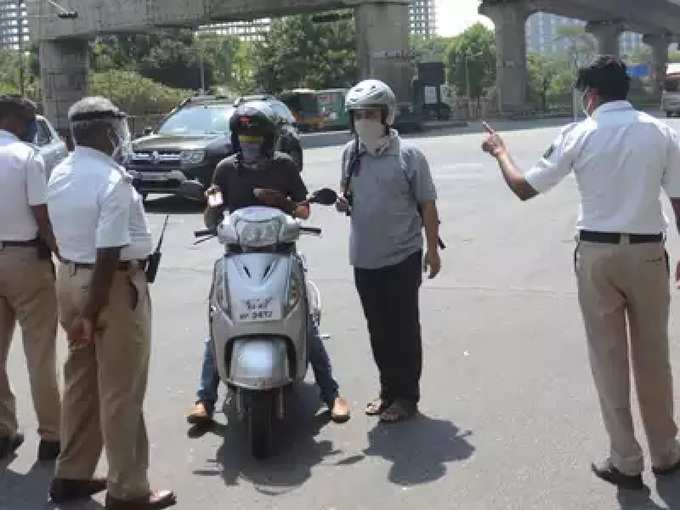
[235, 297, 282, 322]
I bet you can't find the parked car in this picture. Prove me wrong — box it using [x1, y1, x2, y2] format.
[33, 115, 68, 178]
[127, 95, 303, 198]
[662, 63, 680, 117]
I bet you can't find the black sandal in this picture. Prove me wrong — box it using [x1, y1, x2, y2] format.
[379, 399, 418, 423]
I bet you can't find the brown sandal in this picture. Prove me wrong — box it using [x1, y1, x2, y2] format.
[365, 398, 391, 416]
[379, 399, 418, 423]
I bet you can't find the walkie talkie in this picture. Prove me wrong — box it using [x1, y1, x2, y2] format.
[145, 215, 170, 284]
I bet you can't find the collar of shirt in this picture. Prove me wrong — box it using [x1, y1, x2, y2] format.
[73, 145, 133, 183]
[591, 100, 634, 120]
[358, 129, 401, 157]
[0, 129, 18, 142]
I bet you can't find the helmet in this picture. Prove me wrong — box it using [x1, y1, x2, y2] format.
[345, 79, 397, 126]
[229, 101, 279, 157]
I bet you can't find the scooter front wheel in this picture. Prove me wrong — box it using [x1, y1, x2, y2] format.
[248, 391, 274, 459]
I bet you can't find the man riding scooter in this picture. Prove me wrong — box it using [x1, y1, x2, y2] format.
[187, 101, 350, 424]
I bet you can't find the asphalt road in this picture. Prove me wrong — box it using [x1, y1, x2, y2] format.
[4, 117, 680, 510]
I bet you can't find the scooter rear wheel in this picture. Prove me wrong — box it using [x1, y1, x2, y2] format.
[248, 391, 274, 459]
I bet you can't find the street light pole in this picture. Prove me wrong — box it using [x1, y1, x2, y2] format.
[18, 0, 25, 96]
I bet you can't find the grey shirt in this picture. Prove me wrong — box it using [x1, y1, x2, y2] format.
[341, 131, 437, 269]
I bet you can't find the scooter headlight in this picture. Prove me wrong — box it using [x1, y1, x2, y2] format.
[236, 218, 282, 248]
[212, 258, 230, 315]
[286, 271, 303, 314]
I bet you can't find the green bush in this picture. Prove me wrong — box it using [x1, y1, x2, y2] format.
[90, 71, 191, 115]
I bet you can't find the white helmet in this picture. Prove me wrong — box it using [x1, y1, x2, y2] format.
[345, 79, 397, 126]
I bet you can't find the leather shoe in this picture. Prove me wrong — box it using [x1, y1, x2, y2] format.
[49, 477, 107, 503]
[591, 460, 643, 490]
[329, 396, 351, 423]
[0, 433, 24, 459]
[186, 401, 213, 425]
[37, 439, 60, 461]
[105, 489, 177, 509]
[653, 457, 680, 476]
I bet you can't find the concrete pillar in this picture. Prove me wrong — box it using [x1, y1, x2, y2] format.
[586, 21, 624, 57]
[643, 33, 670, 97]
[39, 39, 89, 134]
[479, 1, 530, 115]
[354, 2, 413, 104]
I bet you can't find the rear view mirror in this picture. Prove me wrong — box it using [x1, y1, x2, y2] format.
[309, 188, 337, 206]
[177, 180, 205, 202]
[143, 127, 154, 136]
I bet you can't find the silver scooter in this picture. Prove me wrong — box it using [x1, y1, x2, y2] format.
[190, 185, 337, 458]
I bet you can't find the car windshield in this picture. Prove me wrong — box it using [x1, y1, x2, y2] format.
[158, 105, 233, 135]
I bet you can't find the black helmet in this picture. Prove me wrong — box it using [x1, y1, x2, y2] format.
[230, 101, 279, 158]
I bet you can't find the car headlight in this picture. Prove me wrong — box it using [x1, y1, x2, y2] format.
[286, 270, 303, 314]
[212, 258, 230, 316]
[236, 219, 282, 248]
[180, 150, 206, 165]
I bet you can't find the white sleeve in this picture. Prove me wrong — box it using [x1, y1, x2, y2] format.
[25, 152, 47, 206]
[96, 180, 132, 249]
[524, 124, 581, 193]
[663, 129, 680, 198]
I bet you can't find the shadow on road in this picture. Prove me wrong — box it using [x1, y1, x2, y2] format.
[192, 383, 340, 496]
[0, 459, 104, 510]
[656, 475, 680, 509]
[616, 486, 665, 510]
[143, 195, 204, 215]
[363, 414, 475, 486]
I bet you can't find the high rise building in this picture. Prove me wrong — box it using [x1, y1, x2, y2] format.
[410, 0, 436, 38]
[0, 0, 27, 50]
[526, 12, 643, 57]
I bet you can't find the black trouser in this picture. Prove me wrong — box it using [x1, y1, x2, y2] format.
[354, 251, 423, 403]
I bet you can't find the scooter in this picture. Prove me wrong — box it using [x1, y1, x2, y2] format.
[188, 183, 337, 458]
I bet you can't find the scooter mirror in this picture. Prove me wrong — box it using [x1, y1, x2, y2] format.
[177, 180, 206, 202]
[309, 188, 338, 206]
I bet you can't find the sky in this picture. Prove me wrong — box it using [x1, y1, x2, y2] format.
[437, 0, 493, 37]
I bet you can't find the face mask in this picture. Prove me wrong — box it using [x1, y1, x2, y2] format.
[108, 119, 132, 164]
[355, 118, 387, 153]
[20, 119, 37, 144]
[240, 140, 264, 163]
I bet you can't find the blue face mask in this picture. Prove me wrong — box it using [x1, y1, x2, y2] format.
[20, 119, 37, 144]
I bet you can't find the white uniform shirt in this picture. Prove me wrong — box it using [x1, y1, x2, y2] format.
[525, 101, 680, 234]
[0, 129, 48, 241]
[47, 146, 153, 264]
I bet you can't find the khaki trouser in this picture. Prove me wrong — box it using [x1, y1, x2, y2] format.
[55, 262, 151, 500]
[576, 239, 680, 475]
[0, 245, 60, 441]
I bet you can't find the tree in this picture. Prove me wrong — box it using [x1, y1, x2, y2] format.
[445, 23, 496, 99]
[527, 53, 559, 111]
[554, 25, 596, 72]
[252, 12, 357, 92]
[411, 35, 454, 64]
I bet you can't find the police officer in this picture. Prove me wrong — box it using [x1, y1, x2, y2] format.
[0, 95, 61, 461]
[482, 56, 680, 489]
[46, 97, 176, 509]
[336, 80, 441, 423]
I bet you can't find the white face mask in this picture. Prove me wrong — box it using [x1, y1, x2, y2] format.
[109, 119, 132, 164]
[355, 119, 387, 153]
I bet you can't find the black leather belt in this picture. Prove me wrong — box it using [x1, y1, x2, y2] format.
[579, 231, 664, 244]
[0, 239, 38, 248]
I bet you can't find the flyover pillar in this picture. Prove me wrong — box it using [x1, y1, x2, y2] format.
[586, 21, 624, 57]
[479, 0, 530, 115]
[39, 39, 89, 133]
[643, 33, 670, 97]
[354, 1, 413, 104]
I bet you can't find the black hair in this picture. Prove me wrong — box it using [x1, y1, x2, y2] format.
[0, 95, 37, 121]
[575, 55, 631, 101]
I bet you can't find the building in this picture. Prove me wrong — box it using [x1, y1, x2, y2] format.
[526, 12, 643, 57]
[0, 0, 27, 50]
[410, 0, 436, 38]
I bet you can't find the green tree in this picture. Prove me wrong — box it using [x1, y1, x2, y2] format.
[252, 12, 358, 92]
[411, 35, 454, 64]
[554, 25, 596, 72]
[445, 23, 496, 99]
[527, 53, 560, 111]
